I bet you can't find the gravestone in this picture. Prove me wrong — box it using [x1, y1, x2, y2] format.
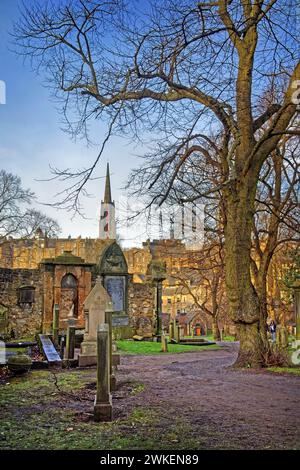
[78, 277, 112, 367]
[52, 304, 59, 347]
[148, 259, 167, 338]
[105, 276, 125, 312]
[99, 242, 132, 339]
[169, 321, 174, 342]
[173, 320, 180, 343]
[94, 324, 112, 422]
[105, 307, 117, 391]
[39, 334, 61, 365]
[161, 331, 168, 352]
[65, 321, 76, 360]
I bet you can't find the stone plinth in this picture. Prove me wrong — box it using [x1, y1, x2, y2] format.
[94, 396, 113, 422]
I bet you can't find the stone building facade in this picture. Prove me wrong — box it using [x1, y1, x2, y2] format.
[0, 167, 157, 339]
[0, 235, 213, 339]
[0, 241, 157, 339]
[0, 168, 231, 339]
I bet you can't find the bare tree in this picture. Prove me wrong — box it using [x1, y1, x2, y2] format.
[13, 0, 300, 366]
[252, 135, 300, 344]
[0, 170, 61, 240]
[0, 170, 34, 239]
[21, 209, 61, 238]
[173, 241, 227, 341]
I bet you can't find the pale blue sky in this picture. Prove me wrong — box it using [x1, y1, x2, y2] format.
[0, 0, 143, 243]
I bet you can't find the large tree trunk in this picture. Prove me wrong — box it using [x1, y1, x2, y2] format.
[212, 317, 221, 342]
[256, 272, 270, 349]
[224, 176, 266, 367]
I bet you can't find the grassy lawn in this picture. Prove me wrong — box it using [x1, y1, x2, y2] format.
[116, 339, 220, 355]
[0, 346, 29, 354]
[201, 334, 235, 342]
[0, 369, 211, 450]
[182, 334, 235, 342]
[266, 367, 300, 376]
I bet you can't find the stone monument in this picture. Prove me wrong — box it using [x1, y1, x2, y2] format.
[99, 242, 132, 338]
[161, 330, 168, 352]
[52, 304, 59, 347]
[94, 324, 112, 422]
[65, 317, 76, 360]
[148, 259, 167, 338]
[78, 277, 113, 366]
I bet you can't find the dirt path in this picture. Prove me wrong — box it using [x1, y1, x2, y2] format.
[1, 344, 299, 450]
[114, 344, 300, 450]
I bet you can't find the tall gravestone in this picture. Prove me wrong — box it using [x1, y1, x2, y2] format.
[147, 259, 167, 338]
[94, 324, 112, 422]
[99, 242, 131, 339]
[52, 304, 59, 348]
[65, 317, 76, 360]
[105, 306, 117, 391]
[78, 277, 113, 366]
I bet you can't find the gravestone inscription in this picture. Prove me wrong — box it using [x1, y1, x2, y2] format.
[104, 276, 125, 312]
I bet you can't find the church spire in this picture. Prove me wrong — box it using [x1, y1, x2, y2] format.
[99, 162, 116, 239]
[103, 162, 112, 204]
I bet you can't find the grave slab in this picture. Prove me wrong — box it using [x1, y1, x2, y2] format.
[38, 334, 61, 365]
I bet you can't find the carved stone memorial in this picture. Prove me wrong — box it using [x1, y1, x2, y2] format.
[78, 277, 113, 367]
[99, 242, 132, 338]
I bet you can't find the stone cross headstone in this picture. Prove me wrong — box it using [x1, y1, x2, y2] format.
[94, 324, 112, 422]
[78, 277, 112, 367]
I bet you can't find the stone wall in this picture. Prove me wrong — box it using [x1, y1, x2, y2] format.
[0, 238, 112, 269]
[42, 264, 92, 334]
[128, 282, 156, 337]
[0, 267, 43, 338]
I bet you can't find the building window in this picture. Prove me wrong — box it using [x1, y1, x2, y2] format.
[18, 286, 35, 306]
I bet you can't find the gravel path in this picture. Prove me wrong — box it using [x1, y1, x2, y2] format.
[115, 344, 300, 449]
